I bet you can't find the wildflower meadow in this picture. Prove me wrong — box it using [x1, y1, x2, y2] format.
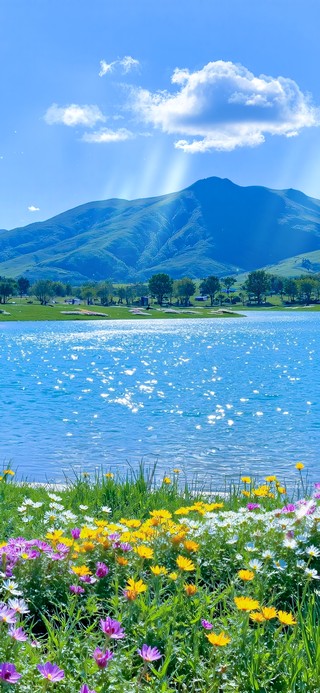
[0, 464, 319, 691]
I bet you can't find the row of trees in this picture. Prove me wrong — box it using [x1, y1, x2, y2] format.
[1, 271, 320, 306]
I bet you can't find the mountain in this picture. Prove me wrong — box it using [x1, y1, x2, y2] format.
[1, 177, 320, 283]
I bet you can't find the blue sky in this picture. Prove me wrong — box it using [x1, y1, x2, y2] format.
[1, 0, 320, 229]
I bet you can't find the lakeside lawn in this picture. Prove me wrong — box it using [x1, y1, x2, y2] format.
[0, 464, 319, 691]
[0, 298, 320, 322]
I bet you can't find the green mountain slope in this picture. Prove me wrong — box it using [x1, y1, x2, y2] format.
[1, 177, 320, 282]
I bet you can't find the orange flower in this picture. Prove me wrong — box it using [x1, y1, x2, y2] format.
[238, 570, 255, 581]
[250, 612, 266, 623]
[234, 596, 260, 611]
[206, 631, 231, 646]
[116, 556, 128, 566]
[277, 610, 296, 626]
[184, 583, 197, 596]
[183, 540, 199, 553]
[176, 555, 195, 572]
[124, 578, 147, 600]
[261, 606, 277, 620]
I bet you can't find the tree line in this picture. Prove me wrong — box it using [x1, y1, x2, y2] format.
[1, 271, 320, 306]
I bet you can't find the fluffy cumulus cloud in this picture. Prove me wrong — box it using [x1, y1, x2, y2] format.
[99, 55, 140, 77]
[82, 127, 133, 143]
[28, 205, 40, 212]
[44, 104, 105, 127]
[132, 60, 320, 152]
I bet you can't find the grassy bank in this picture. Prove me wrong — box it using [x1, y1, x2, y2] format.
[0, 301, 241, 322]
[0, 464, 319, 691]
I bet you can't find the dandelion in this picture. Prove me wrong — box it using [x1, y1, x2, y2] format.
[124, 578, 147, 600]
[176, 555, 195, 571]
[250, 612, 265, 623]
[105, 472, 114, 479]
[277, 611, 296, 626]
[163, 477, 171, 484]
[137, 645, 162, 662]
[238, 569, 255, 581]
[150, 565, 168, 576]
[241, 477, 251, 484]
[261, 606, 277, 620]
[234, 596, 260, 611]
[206, 631, 231, 646]
[0, 662, 21, 683]
[92, 648, 114, 669]
[184, 583, 197, 596]
[295, 462, 304, 470]
[37, 662, 65, 681]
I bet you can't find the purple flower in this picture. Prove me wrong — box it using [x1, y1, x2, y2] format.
[201, 619, 213, 630]
[95, 562, 109, 578]
[80, 575, 96, 584]
[93, 648, 114, 669]
[119, 542, 132, 552]
[100, 617, 125, 639]
[71, 527, 81, 539]
[247, 503, 260, 511]
[281, 504, 296, 513]
[314, 483, 320, 489]
[80, 686, 97, 693]
[0, 662, 22, 683]
[0, 605, 17, 624]
[37, 662, 65, 681]
[8, 626, 27, 641]
[70, 584, 85, 594]
[137, 644, 162, 662]
[314, 493, 320, 499]
[8, 598, 30, 614]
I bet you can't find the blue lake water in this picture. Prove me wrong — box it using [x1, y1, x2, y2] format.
[0, 313, 319, 485]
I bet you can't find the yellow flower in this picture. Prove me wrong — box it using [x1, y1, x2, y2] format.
[82, 541, 95, 552]
[241, 476, 251, 484]
[261, 606, 277, 620]
[163, 477, 171, 484]
[265, 475, 277, 482]
[184, 583, 198, 596]
[174, 506, 193, 515]
[150, 565, 168, 576]
[171, 532, 187, 546]
[105, 472, 114, 479]
[295, 462, 304, 470]
[173, 468, 181, 473]
[116, 556, 128, 566]
[277, 486, 286, 494]
[238, 570, 255, 581]
[83, 472, 90, 478]
[176, 555, 195, 572]
[124, 578, 147, 600]
[206, 631, 231, 646]
[71, 565, 92, 577]
[3, 469, 15, 476]
[120, 518, 141, 528]
[250, 612, 266, 623]
[135, 545, 154, 560]
[183, 540, 199, 553]
[46, 529, 64, 543]
[168, 572, 178, 581]
[277, 610, 296, 626]
[149, 509, 172, 525]
[234, 596, 260, 611]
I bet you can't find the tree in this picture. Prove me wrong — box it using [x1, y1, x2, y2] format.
[297, 278, 314, 305]
[17, 276, 30, 298]
[32, 280, 54, 305]
[116, 286, 126, 304]
[244, 270, 270, 305]
[199, 276, 220, 306]
[96, 281, 114, 306]
[283, 278, 297, 303]
[0, 277, 17, 304]
[80, 284, 96, 305]
[222, 276, 236, 294]
[174, 277, 196, 306]
[51, 281, 66, 298]
[148, 273, 173, 305]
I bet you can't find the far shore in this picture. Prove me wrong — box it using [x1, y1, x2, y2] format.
[0, 300, 320, 322]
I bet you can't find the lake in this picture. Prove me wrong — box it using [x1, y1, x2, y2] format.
[0, 312, 319, 485]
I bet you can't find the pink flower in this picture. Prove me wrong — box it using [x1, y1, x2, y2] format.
[201, 619, 213, 630]
[70, 585, 85, 594]
[80, 685, 97, 693]
[8, 626, 27, 641]
[92, 648, 114, 669]
[95, 562, 109, 578]
[0, 662, 22, 683]
[100, 617, 125, 639]
[137, 644, 162, 662]
[37, 662, 65, 681]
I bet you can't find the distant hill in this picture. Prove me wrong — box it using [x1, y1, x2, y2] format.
[1, 177, 320, 283]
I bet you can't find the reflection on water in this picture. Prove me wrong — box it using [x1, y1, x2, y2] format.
[0, 313, 319, 484]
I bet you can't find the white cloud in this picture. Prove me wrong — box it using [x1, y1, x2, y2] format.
[28, 205, 40, 212]
[82, 127, 133, 143]
[132, 60, 319, 152]
[44, 104, 105, 127]
[99, 55, 140, 76]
